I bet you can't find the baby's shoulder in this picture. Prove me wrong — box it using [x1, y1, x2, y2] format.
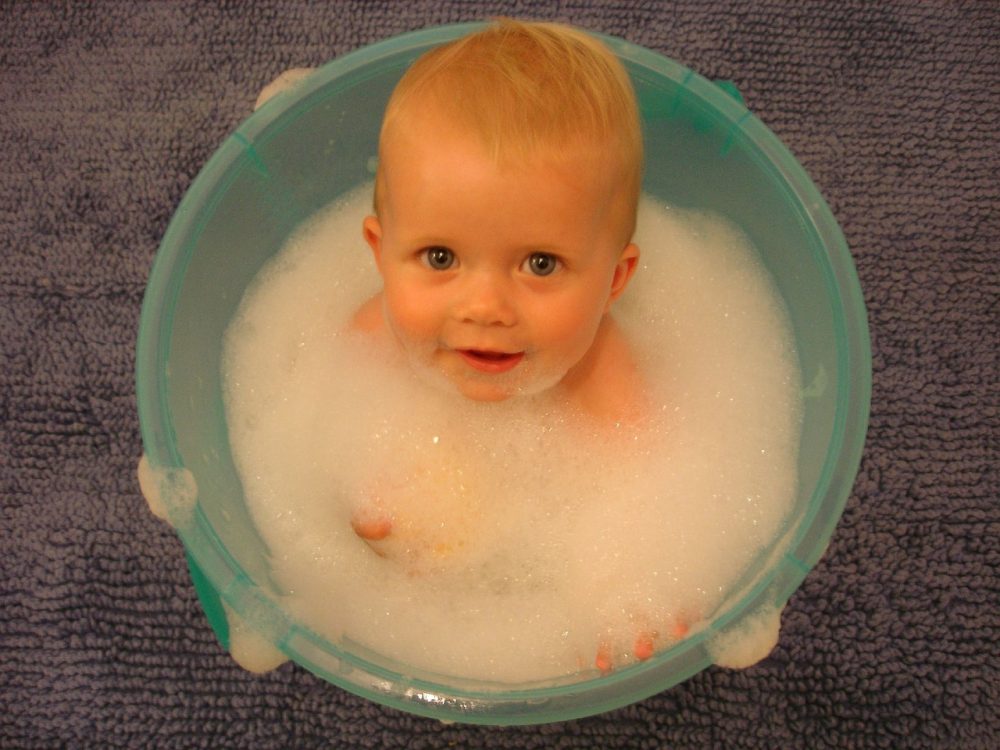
[350, 293, 385, 334]
[568, 318, 647, 425]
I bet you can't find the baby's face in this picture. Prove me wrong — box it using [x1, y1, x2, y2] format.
[364, 113, 637, 402]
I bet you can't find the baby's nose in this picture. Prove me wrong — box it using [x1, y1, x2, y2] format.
[455, 272, 517, 327]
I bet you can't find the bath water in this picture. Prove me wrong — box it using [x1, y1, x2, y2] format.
[221, 187, 802, 684]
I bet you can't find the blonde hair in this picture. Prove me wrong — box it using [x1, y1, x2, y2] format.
[373, 18, 643, 240]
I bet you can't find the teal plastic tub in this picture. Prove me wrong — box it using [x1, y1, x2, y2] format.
[136, 23, 870, 725]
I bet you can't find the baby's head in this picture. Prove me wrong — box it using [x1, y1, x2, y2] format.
[363, 19, 644, 402]
[373, 19, 643, 236]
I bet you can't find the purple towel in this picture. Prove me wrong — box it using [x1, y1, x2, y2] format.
[2, 1, 996, 747]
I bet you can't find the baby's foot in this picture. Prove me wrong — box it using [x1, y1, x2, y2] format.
[594, 615, 692, 674]
[632, 630, 657, 662]
[593, 630, 658, 674]
[595, 640, 614, 675]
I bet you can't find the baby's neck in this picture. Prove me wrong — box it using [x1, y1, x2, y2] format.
[556, 315, 646, 425]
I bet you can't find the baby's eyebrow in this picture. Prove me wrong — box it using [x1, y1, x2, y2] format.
[512, 240, 565, 253]
[405, 235, 455, 250]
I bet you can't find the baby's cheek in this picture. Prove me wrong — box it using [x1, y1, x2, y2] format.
[384, 286, 440, 342]
[536, 297, 604, 361]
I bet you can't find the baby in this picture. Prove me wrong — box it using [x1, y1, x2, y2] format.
[259, 19, 664, 672]
[347, 19, 668, 672]
[352, 18, 645, 422]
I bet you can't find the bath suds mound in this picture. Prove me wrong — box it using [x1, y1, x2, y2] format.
[222, 187, 802, 684]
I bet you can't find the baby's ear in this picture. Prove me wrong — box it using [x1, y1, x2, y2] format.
[362, 215, 383, 269]
[608, 243, 639, 305]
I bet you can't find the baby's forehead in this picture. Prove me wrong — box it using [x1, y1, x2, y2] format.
[383, 107, 615, 174]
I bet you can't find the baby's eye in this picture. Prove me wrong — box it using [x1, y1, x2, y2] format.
[422, 246, 455, 270]
[523, 252, 559, 277]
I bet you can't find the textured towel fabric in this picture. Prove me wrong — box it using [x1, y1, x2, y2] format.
[1, 1, 996, 747]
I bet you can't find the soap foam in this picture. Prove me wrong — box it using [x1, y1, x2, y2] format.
[137, 453, 198, 529]
[221, 187, 802, 684]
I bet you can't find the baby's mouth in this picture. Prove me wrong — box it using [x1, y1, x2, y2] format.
[457, 349, 525, 374]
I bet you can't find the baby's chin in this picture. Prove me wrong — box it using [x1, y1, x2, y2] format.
[455, 382, 515, 402]
[407, 353, 567, 403]
[444, 370, 566, 403]
[452, 373, 559, 402]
